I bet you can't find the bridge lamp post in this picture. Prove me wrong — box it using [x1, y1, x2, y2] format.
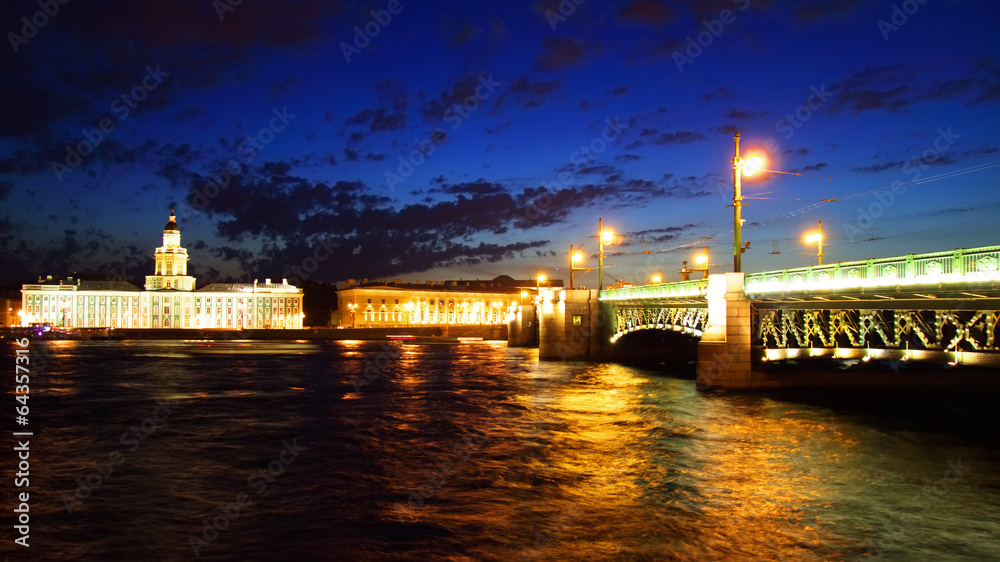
[536, 271, 547, 303]
[569, 246, 585, 289]
[598, 218, 615, 294]
[732, 132, 764, 273]
[804, 221, 823, 265]
[694, 248, 710, 278]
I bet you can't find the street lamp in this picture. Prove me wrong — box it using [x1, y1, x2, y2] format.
[651, 271, 662, 284]
[732, 132, 763, 273]
[569, 245, 584, 289]
[598, 217, 615, 293]
[694, 247, 710, 278]
[804, 220, 824, 265]
[347, 302, 357, 328]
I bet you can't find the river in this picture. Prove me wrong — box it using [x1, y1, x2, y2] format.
[3, 339, 999, 560]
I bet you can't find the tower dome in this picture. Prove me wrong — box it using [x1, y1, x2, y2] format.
[164, 209, 180, 232]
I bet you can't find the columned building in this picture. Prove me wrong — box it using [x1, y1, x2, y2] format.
[20, 212, 304, 329]
[335, 276, 562, 328]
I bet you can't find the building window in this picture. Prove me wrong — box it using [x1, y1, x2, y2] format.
[572, 315, 582, 325]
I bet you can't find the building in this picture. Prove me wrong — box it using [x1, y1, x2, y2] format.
[0, 297, 19, 327]
[335, 276, 562, 328]
[19, 211, 304, 329]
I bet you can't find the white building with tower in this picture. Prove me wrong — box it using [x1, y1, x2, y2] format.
[20, 211, 304, 329]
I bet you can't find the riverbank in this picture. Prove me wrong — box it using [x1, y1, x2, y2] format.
[0, 325, 508, 341]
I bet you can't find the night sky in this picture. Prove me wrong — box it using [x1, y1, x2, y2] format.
[2, 0, 998, 288]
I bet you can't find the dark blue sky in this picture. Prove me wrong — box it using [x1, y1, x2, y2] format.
[2, 0, 998, 287]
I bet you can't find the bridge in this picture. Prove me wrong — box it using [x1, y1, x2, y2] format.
[510, 244, 1000, 390]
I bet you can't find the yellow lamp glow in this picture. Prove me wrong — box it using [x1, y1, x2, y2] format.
[572, 252, 583, 263]
[601, 230, 614, 243]
[537, 274, 546, 283]
[695, 254, 708, 265]
[742, 154, 764, 176]
[520, 291, 528, 298]
[805, 233, 822, 243]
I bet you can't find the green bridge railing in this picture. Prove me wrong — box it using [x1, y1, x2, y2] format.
[600, 244, 1000, 301]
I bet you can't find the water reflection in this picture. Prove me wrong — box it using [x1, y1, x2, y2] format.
[3, 341, 999, 560]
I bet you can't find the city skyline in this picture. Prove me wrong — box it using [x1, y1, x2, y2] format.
[2, 0, 999, 287]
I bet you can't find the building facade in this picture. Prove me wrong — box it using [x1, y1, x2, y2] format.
[20, 212, 304, 329]
[335, 276, 561, 328]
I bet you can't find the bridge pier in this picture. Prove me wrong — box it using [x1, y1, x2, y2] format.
[537, 289, 602, 360]
[507, 300, 537, 347]
[696, 273, 758, 390]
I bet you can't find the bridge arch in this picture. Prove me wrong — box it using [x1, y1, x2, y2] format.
[609, 305, 706, 343]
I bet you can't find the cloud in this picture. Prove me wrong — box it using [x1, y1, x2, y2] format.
[268, 76, 301, 99]
[792, 0, 864, 21]
[726, 109, 765, 120]
[699, 86, 736, 102]
[535, 36, 587, 71]
[651, 131, 707, 145]
[829, 60, 1000, 115]
[496, 76, 562, 110]
[619, 0, 677, 25]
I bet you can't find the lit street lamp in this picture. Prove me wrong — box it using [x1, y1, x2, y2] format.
[693, 247, 710, 278]
[804, 220, 824, 265]
[651, 271, 662, 284]
[598, 217, 615, 293]
[569, 245, 583, 289]
[732, 132, 763, 273]
[347, 302, 357, 328]
[536, 270, 546, 301]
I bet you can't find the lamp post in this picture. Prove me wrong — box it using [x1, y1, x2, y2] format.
[569, 245, 585, 289]
[598, 218, 614, 293]
[805, 221, 824, 265]
[348, 302, 357, 328]
[694, 246, 710, 278]
[732, 132, 763, 273]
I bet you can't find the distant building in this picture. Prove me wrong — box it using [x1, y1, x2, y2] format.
[19, 211, 304, 329]
[335, 275, 563, 328]
[0, 297, 19, 327]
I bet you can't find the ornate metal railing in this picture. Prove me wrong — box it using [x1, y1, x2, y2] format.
[745, 244, 1000, 294]
[600, 278, 708, 301]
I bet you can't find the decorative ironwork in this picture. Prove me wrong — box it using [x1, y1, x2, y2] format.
[755, 308, 1000, 351]
[611, 305, 706, 341]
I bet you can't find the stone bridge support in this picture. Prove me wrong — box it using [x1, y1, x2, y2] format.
[536, 289, 602, 360]
[696, 273, 756, 390]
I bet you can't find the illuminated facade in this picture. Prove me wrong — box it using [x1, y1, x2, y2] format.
[20, 212, 304, 329]
[336, 277, 560, 328]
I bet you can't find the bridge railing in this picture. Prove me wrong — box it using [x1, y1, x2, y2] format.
[745, 244, 1000, 293]
[600, 278, 708, 301]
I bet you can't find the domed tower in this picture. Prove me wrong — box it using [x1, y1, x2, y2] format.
[145, 210, 197, 291]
